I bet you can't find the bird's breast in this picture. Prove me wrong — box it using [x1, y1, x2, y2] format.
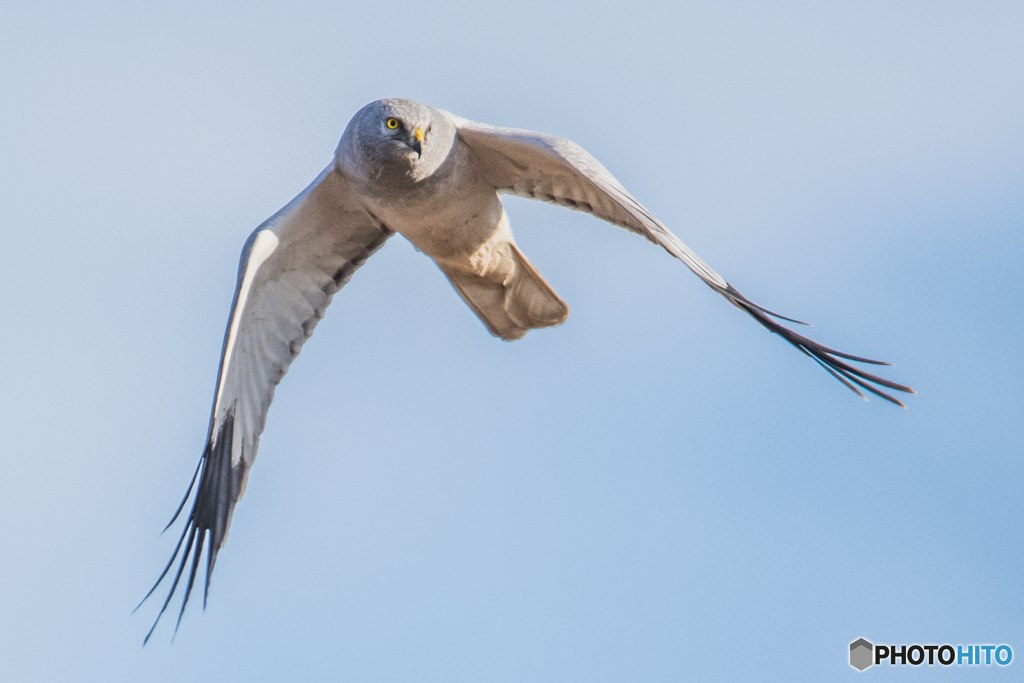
[368, 173, 505, 263]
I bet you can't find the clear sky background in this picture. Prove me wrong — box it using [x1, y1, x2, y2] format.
[1, 1, 1021, 681]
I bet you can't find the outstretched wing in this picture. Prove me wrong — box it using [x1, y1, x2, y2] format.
[446, 112, 914, 406]
[139, 164, 393, 642]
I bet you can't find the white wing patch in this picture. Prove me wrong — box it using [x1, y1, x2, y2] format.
[214, 229, 280, 414]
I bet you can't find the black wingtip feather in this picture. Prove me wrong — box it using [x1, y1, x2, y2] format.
[138, 412, 237, 645]
[721, 284, 915, 406]
[162, 457, 203, 533]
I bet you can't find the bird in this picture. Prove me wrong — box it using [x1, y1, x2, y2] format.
[138, 98, 914, 641]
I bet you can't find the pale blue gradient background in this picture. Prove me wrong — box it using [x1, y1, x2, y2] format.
[1, 2, 1021, 681]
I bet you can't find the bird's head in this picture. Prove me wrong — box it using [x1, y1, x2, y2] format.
[336, 98, 455, 185]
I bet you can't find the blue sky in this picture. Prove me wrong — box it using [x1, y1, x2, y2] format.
[0, 1, 1021, 680]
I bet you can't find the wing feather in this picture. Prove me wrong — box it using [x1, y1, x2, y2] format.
[447, 113, 914, 405]
[139, 165, 393, 641]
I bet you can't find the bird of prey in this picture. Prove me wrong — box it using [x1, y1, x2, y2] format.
[138, 98, 914, 641]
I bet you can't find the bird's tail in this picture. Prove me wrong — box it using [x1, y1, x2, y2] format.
[439, 242, 568, 341]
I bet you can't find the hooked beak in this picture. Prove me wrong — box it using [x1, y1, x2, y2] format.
[410, 128, 424, 157]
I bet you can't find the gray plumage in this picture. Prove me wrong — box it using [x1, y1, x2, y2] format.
[140, 98, 914, 641]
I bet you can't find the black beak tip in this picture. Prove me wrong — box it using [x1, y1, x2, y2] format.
[411, 141, 422, 157]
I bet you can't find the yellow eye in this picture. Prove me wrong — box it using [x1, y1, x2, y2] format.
[386, 117, 399, 129]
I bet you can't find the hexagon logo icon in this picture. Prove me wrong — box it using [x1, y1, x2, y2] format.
[850, 638, 874, 671]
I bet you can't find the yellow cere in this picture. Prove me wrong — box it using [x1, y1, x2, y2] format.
[386, 117, 399, 129]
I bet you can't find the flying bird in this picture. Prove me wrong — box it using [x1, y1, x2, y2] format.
[139, 98, 914, 641]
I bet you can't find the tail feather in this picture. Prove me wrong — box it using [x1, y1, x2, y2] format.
[440, 243, 568, 341]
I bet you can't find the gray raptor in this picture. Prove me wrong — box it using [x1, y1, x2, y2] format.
[139, 98, 914, 640]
